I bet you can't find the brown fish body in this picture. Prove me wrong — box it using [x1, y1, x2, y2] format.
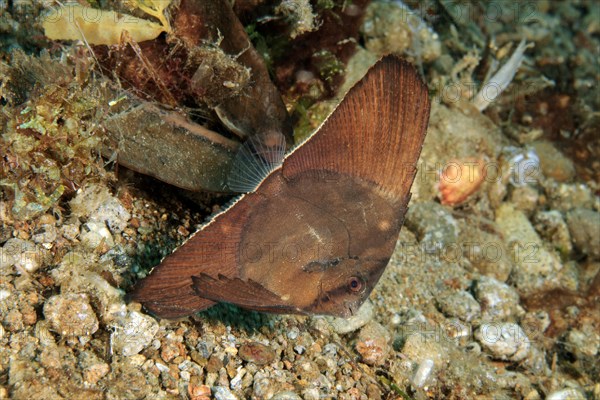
[129, 56, 431, 319]
[235, 169, 403, 316]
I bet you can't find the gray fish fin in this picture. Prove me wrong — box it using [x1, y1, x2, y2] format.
[192, 273, 300, 314]
[226, 132, 286, 193]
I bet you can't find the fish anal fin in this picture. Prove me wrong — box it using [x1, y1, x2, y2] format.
[192, 273, 301, 314]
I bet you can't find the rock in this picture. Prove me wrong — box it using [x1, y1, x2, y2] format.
[405, 201, 459, 254]
[412, 358, 435, 388]
[252, 371, 274, 399]
[286, 326, 299, 340]
[80, 221, 114, 249]
[520, 311, 551, 336]
[362, 2, 441, 62]
[355, 321, 391, 366]
[531, 140, 576, 182]
[302, 388, 320, 400]
[533, 210, 572, 256]
[213, 386, 238, 400]
[110, 310, 159, 356]
[238, 342, 276, 365]
[510, 185, 539, 215]
[546, 388, 586, 400]
[270, 391, 302, 400]
[472, 276, 522, 322]
[32, 223, 57, 246]
[545, 182, 596, 212]
[43, 293, 99, 337]
[496, 203, 570, 294]
[458, 225, 513, 281]
[70, 184, 131, 233]
[1, 238, 45, 274]
[566, 208, 600, 259]
[401, 323, 450, 366]
[327, 299, 374, 334]
[565, 324, 600, 357]
[436, 290, 481, 322]
[79, 350, 110, 385]
[475, 322, 530, 361]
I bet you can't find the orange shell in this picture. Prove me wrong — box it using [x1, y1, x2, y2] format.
[438, 158, 486, 206]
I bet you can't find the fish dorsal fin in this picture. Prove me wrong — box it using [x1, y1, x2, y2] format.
[226, 132, 286, 193]
[282, 56, 430, 202]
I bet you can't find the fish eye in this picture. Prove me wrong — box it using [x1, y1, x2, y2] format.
[348, 276, 364, 293]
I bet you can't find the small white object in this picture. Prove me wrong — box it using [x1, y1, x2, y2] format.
[472, 40, 533, 111]
[412, 358, 434, 388]
[546, 388, 586, 400]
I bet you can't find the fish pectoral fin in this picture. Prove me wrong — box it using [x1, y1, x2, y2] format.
[191, 273, 302, 314]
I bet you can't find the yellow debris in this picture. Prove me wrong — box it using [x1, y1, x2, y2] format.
[41, 2, 171, 45]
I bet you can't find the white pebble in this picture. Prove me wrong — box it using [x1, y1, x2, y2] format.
[214, 386, 238, 400]
[155, 362, 169, 373]
[476, 322, 530, 361]
[327, 299, 374, 334]
[546, 388, 586, 400]
[110, 310, 159, 356]
[412, 358, 434, 388]
[43, 293, 99, 337]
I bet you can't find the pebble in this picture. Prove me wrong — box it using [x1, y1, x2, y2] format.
[60, 220, 81, 241]
[362, 2, 441, 62]
[533, 210, 572, 256]
[188, 381, 210, 399]
[253, 372, 274, 399]
[110, 310, 159, 356]
[458, 226, 513, 281]
[80, 221, 114, 249]
[271, 391, 302, 400]
[286, 326, 299, 340]
[43, 293, 99, 337]
[81, 358, 110, 384]
[545, 182, 596, 212]
[32, 223, 57, 246]
[566, 208, 600, 259]
[213, 386, 238, 400]
[495, 203, 567, 295]
[545, 388, 586, 400]
[302, 388, 320, 400]
[69, 184, 131, 233]
[238, 342, 275, 365]
[405, 201, 459, 254]
[472, 276, 522, 321]
[328, 299, 374, 334]
[475, 322, 530, 361]
[412, 358, 435, 388]
[355, 321, 391, 366]
[531, 140, 576, 182]
[510, 185, 539, 215]
[436, 290, 481, 322]
[401, 324, 449, 366]
[565, 324, 600, 357]
[520, 311, 551, 335]
[1, 238, 44, 274]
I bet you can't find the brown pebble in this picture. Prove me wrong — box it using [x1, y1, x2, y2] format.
[188, 377, 210, 400]
[160, 341, 181, 363]
[355, 321, 391, 366]
[206, 354, 223, 373]
[238, 342, 276, 365]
